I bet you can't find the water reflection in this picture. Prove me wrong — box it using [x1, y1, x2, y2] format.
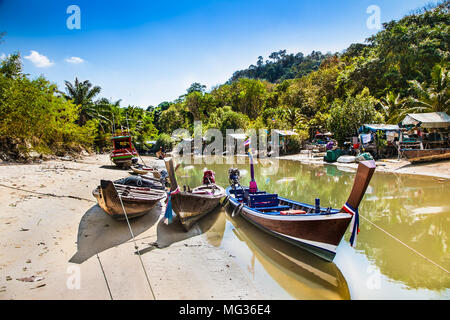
[222, 209, 350, 300]
[174, 157, 450, 298]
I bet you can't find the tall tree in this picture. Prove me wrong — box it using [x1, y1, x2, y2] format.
[406, 65, 449, 114]
[379, 91, 407, 124]
[328, 88, 384, 144]
[63, 78, 101, 125]
[186, 82, 207, 94]
[0, 52, 22, 79]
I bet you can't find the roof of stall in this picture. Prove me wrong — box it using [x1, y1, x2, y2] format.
[401, 112, 450, 129]
[273, 130, 298, 136]
[359, 124, 401, 133]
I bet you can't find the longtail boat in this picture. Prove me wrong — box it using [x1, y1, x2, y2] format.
[402, 148, 450, 164]
[226, 152, 376, 262]
[93, 176, 167, 220]
[164, 159, 226, 231]
[110, 132, 139, 168]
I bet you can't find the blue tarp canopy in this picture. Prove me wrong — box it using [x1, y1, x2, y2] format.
[359, 124, 400, 133]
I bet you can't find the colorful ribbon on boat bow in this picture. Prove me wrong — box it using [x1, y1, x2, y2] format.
[164, 187, 181, 225]
[342, 202, 359, 248]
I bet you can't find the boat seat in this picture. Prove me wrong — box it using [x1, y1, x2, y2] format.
[258, 205, 292, 212]
[280, 210, 307, 215]
[248, 193, 283, 209]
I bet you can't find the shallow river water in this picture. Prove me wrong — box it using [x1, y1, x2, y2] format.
[174, 157, 450, 300]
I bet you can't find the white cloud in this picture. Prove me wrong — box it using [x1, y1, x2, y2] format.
[24, 50, 54, 68]
[65, 56, 84, 64]
[0, 53, 5, 60]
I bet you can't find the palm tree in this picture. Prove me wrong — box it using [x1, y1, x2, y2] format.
[386, 66, 449, 123]
[406, 65, 449, 114]
[93, 98, 122, 134]
[64, 78, 101, 125]
[379, 91, 407, 124]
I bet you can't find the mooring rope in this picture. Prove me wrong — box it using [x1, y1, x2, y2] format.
[359, 214, 449, 274]
[96, 254, 113, 300]
[117, 193, 157, 300]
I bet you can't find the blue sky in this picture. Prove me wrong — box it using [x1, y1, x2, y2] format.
[0, 0, 435, 107]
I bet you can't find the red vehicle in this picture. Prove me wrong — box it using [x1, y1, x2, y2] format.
[110, 132, 138, 168]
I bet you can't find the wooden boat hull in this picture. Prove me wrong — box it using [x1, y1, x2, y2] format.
[226, 160, 376, 262]
[226, 190, 352, 262]
[110, 155, 137, 168]
[172, 185, 226, 231]
[402, 148, 450, 164]
[93, 180, 166, 220]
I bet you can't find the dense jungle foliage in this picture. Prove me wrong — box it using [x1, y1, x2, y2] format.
[0, 2, 448, 159]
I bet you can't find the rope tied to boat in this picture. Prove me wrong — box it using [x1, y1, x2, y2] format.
[343, 202, 449, 274]
[342, 202, 359, 248]
[164, 187, 181, 225]
[117, 193, 157, 300]
[359, 214, 449, 275]
[232, 203, 244, 218]
[96, 254, 113, 300]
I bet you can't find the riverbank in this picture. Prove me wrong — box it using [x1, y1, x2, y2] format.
[0, 153, 448, 300]
[0, 154, 267, 300]
[278, 153, 450, 179]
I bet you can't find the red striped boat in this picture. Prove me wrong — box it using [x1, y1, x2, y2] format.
[110, 132, 138, 168]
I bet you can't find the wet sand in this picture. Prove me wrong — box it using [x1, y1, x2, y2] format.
[0, 153, 447, 300]
[0, 155, 262, 300]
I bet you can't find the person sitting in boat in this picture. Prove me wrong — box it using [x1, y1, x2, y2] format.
[156, 146, 166, 160]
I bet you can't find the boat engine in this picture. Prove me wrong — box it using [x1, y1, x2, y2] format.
[203, 170, 216, 185]
[228, 168, 241, 186]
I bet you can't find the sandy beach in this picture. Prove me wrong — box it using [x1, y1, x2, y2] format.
[0, 154, 448, 300]
[279, 153, 450, 179]
[0, 155, 264, 300]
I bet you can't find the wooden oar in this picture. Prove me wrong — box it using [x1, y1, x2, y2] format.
[132, 142, 148, 167]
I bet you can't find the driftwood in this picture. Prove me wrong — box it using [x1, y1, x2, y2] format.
[0, 183, 95, 203]
[37, 165, 91, 172]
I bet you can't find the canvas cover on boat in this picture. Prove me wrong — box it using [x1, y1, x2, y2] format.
[401, 112, 450, 129]
[115, 176, 165, 190]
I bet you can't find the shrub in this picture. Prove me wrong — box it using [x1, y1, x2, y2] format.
[155, 133, 174, 152]
[328, 88, 384, 145]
